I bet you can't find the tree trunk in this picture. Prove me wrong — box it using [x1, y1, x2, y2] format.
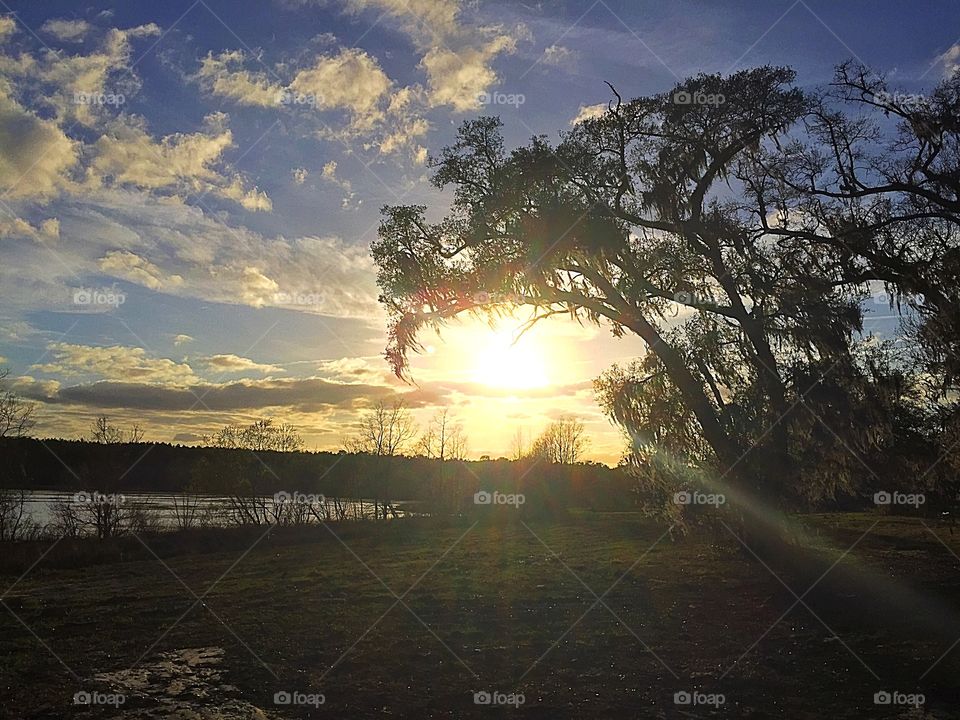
[621, 311, 794, 554]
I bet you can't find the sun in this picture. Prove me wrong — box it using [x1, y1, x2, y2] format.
[472, 327, 550, 390]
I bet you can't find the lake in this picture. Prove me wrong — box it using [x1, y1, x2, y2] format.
[15, 490, 406, 531]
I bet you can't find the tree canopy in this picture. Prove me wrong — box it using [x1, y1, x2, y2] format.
[372, 64, 960, 515]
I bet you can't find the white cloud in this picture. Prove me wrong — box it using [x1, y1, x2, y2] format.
[219, 176, 274, 212]
[0, 188, 382, 320]
[318, 160, 358, 207]
[542, 44, 576, 67]
[86, 114, 272, 211]
[571, 102, 607, 125]
[197, 47, 394, 123]
[0, 321, 40, 343]
[98, 250, 184, 290]
[195, 50, 285, 107]
[347, 0, 462, 37]
[196, 47, 396, 124]
[193, 46, 426, 163]
[292, 167, 308, 184]
[200, 354, 284, 374]
[316, 355, 388, 383]
[0, 24, 276, 210]
[321, 161, 339, 180]
[378, 111, 429, 159]
[224, 265, 280, 307]
[290, 48, 392, 122]
[88, 115, 231, 189]
[40, 19, 94, 42]
[0, 16, 16, 42]
[0, 21, 173, 201]
[34, 24, 161, 124]
[109, 192, 380, 316]
[173, 334, 194, 347]
[345, 0, 522, 112]
[0, 86, 79, 198]
[0, 215, 60, 241]
[939, 44, 960, 77]
[419, 41, 513, 111]
[11, 375, 60, 399]
[32, 342, 197, 384]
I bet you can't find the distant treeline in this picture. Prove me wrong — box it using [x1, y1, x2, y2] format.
[0, 437, 636, 512]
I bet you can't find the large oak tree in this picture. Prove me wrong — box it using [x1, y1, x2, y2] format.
[372, 66, 956, 528]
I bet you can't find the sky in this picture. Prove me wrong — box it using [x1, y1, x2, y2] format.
[0, 0, 957, 463]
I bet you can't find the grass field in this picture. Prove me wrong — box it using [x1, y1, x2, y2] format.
[2, 513, 959, 718]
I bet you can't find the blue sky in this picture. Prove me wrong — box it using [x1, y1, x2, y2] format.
[0, 0, 957, 460]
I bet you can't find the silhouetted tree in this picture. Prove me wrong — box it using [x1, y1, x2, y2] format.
[0, 372, 37, 540]
[417, 409, 468, 460]
[417, 408, 468, 512]
[0, 369, 35, 438]
[345, 400, 418, 519]
[759, 62, 960, 397]
[530, 416, 588, 464]
[51, 416, 153, 538]
[89, 415, 143, 444]
[196, 418, 305, 524]
[371, 64, 959, 547]
[371, 68, 840, 534]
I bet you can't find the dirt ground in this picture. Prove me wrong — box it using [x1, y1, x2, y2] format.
[1, 513, 959, 718]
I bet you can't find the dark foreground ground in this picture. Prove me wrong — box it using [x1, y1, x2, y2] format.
[1, 512, 959, 718]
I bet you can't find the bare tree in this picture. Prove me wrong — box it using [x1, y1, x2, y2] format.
[418, 409, 468, 461]
[0, 376, 37, 538]
[196, 418, 306, 525]
[273, 423, 305, 452]
[349, 400, 418, 457]
[207, 424, 244, 449]
[171, 477, 209, 530]
[346, 400, 418, 519]
[531, 416, 589, 465]
[0, 489, 39, 541]
[53, 491, 131, 539]
[510, 427, 529, 461]
[417, 409, 469, 513]
[0, 369, 36, 438]
[89, 415, 143, 444]
[204, 418, 304, 453]
[52, 416, 153, 538]
[171, 493, 202, 530]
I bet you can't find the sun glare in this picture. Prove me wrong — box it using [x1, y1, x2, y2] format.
[472, 328, 550, 390]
